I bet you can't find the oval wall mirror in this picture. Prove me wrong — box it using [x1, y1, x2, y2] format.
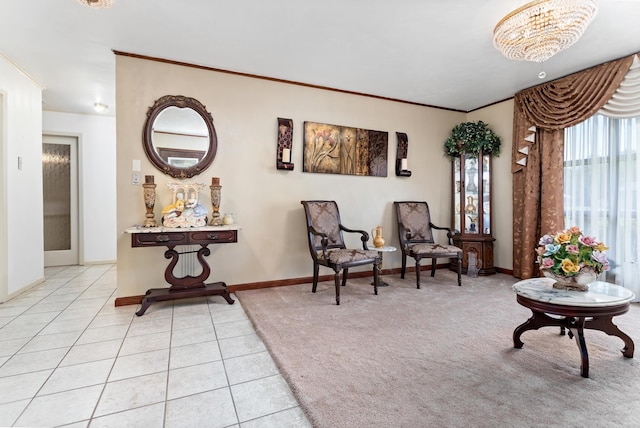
[143, 95, 217, 179]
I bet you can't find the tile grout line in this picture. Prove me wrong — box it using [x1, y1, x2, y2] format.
[209, 295, 242, 427]
[16, 267, 118, 425]
[161, 300, 175, 428]
[7, 266, 115, 426]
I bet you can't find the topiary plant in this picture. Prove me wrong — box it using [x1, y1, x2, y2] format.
[443, 120, 501, 158]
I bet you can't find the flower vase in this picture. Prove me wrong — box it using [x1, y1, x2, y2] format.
[142, 177, 157, 227]
[542, 267, 598, 292]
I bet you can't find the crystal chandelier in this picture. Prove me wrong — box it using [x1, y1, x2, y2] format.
[76, 0, 114, 9]
[493, 0, 598, 63]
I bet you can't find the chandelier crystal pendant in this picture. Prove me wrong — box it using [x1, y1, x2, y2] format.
[76, 0, 114, 9]
[493, 0, 598, 63]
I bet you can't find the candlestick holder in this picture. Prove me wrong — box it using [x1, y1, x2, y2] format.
[209, 185, 222, 225]
[395, 132, 412, 177]
[276, 117, 294, 171]
[142, 175, 158, 227]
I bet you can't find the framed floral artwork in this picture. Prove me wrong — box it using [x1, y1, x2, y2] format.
[302, 121, 388, 177]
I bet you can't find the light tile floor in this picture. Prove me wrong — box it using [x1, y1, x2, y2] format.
[0, 264, 311, 427]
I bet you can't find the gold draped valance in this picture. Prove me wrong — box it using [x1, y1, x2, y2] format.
[517, 55, 634, 130]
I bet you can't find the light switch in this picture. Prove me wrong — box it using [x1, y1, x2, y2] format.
[132, 159, 141, 172]
[18, 156, 22, 170]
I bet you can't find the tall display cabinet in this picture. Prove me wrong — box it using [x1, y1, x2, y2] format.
[451, 152, 496, 275]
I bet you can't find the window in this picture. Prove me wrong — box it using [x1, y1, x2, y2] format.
[564, 114, 639, 298]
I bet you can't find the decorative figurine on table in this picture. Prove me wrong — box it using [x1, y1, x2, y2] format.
[162, 182, 208, 228]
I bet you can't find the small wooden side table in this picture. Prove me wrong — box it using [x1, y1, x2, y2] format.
[371, 246, 397, 287]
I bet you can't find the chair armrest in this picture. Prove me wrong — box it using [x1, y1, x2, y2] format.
[397, 222, 412, 246]
[308, 225, 329, 259]
[339, 224, 371, 250]
[430, 222, 457, 244]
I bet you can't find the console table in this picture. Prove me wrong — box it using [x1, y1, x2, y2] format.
[125, 225, 240, 316]
[512, 277, 635, 378]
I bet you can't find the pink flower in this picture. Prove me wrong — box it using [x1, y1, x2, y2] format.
[566, 244, 579, 254]
[579, 235, 598, 246]
[541, 257, 555, 269]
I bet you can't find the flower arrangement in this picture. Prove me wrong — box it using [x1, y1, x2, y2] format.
[536, 227, 610, 276]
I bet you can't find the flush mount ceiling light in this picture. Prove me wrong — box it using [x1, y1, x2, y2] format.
[93, 102, 109, 113]
[76, 0, 114, 9]
[493, 0, 598, 63]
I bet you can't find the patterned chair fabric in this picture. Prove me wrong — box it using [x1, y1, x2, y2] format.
[394, 201, 462, 288]
[301, 200, 380, 305]
[317, 249, 380, 264]
[304, 201, 344, 249]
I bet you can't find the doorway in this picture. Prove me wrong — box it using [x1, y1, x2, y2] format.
[0, 93, 6, 301]
[43, 134, 79, 266]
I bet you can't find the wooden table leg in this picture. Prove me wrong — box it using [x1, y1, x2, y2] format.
[514, 311, 592, 377]
[371, 252, 389, 287]
[513, 310, 565, 349]
[567, 317, 589, 378]
[585, 316, 635, 358]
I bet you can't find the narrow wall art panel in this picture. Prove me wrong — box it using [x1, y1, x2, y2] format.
[303, 121, 388, 177]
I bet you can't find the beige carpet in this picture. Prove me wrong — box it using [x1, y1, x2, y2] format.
[236, 270, 640, 428]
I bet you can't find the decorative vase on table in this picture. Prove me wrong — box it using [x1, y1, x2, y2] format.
[536, 226, 610, 292]
[543, 267, 598, 291]
[371, 225, 385, 248]
[222, 213, 234, 225]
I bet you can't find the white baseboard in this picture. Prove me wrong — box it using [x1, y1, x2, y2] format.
[3, 276, 46, 303]
[82, 259, 117, 266]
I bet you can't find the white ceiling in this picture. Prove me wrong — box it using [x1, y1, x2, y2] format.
[1, 0, 640, 116]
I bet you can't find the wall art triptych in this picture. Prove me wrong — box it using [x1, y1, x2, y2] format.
[302, 121, 388, 177]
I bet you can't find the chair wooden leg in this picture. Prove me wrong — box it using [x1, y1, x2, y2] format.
[334, 270, 341, 305]
[415, 259, 421, 289]
[312, 263, 319, 293]
[400, 254, 407, 279]
[457, 255, 462, 286]
[431, 258, 437, 277]
[341, 268, 348, 287]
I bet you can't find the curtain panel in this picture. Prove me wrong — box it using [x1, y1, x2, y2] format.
[511, 54, 636, 279]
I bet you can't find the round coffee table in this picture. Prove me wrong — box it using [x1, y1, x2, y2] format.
[512, 277, 635, 378]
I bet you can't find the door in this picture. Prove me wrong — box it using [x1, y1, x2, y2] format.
[43, 135, 78, 266]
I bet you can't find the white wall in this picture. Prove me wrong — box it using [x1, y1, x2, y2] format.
[0, 53, 44, 300]
[116, 55, 497, 298]
[43, 111, 117, 264]
[1, 53, 515, 304]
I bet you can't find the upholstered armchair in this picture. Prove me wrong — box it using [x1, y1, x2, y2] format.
[394, 201, 462, 288]
[301, 200, 380, 305]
